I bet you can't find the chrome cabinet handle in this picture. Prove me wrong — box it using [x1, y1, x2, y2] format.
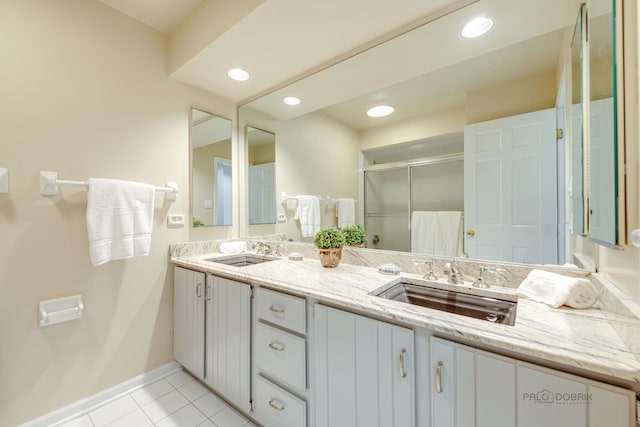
[268, 341, 285, 352]
[196, 283, 202, 298]
[268, 305, 284, 314]
[268, 398, 285, 411]
[399, 348, 408, 378]
[436, 361, 444, 393]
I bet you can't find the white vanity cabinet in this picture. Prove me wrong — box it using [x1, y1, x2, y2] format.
[253, 287, 308, 427]
[204, 275, 251, 412]
[173, 266, 206, 379]
[431, 337, 636, 427]
[313, 304, 416, 427]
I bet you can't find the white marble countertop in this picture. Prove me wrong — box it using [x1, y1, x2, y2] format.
[172, 252, 640, 385]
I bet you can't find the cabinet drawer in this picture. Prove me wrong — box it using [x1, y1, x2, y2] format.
[255, 375, 306, 427]
[256, 322, 306, 393]
[256, 287, 306, 334]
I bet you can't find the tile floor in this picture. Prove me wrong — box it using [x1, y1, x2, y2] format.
[58, 370, 256, 427]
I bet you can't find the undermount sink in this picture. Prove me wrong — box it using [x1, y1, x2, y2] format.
[203, 254, 277, 267]
[373, 280, 517, 326]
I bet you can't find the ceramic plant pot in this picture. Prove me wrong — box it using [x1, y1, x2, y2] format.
[318, 248, 342, 268]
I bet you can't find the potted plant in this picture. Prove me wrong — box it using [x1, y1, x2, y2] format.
[313, 226, 346, 268]
[341, 224, 367, 247]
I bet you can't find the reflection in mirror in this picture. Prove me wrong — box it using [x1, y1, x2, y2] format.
[571, 5, 586, 236]
[247, 127, 276, 224]
[239, 0, 593, 267]
[588, 0, 618, 246]
[191, 108, 232, 227]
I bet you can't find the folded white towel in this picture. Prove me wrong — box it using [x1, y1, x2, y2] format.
[517, 269, 597, 308]
[295, 195, 321, 238]
[219, 241, 247, 254]
[87, 178, 155, 266]
[336, 198, 355, 228]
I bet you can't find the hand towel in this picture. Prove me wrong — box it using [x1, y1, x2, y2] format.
[336, 198, 356, 228]
[517, 269, 597, 308]
[294, 195, 321, 238]
[410, 211, 463, 256]
[87, 178, 155, 266]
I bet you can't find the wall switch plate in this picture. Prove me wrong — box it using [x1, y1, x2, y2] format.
[277, 213, 286, 222]
[167, 214, 185, 227]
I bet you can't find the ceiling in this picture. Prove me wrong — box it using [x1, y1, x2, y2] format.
[96, 0, 477, 103]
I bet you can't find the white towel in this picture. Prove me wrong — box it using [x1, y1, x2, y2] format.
[294, 195, 321, 238]
[410, 211, 463, 256]
[86, 178, 155, 266]
[517, 269, 597, 309]
[336, 198, 355, 228]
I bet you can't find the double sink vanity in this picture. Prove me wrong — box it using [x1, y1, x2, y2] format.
[170, 240, 640, 427]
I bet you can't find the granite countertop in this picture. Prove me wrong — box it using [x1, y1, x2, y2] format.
[172, 251, 640, 385]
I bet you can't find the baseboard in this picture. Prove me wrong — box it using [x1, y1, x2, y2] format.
[20, 361, 182, 427]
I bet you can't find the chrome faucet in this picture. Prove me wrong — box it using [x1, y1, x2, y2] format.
[254, 241, 274, 256]
[443, 259, 464, 284]
[473, 266, 491, 288]
[412, 259, 438, 280]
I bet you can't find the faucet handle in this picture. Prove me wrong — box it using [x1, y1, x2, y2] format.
[473, 266, 490, 288]
[412, 259, 438, 280]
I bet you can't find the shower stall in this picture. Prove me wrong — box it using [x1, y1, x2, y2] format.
[362, 135, 464, 252]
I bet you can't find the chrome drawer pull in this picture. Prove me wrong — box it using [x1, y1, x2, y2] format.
[268, 398, 285, 411]
[268, 341, 285, 352]
[268, 305, 285, 314]
[196, 283, 202, 298]
[436, 361, 444, 393]
[399, 348, 408, 378]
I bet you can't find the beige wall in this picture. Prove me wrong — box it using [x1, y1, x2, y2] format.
[249, 143, 276, 165]
[0, 1, 235, 424]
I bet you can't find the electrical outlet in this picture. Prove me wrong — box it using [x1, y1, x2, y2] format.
[167, 214, 185, 227]
[277, 213, 286, 222]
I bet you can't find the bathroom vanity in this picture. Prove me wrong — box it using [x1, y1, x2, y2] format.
[170, 241, 640, 427]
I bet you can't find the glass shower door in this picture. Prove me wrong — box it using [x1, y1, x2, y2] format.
[364, 168, 409, 251]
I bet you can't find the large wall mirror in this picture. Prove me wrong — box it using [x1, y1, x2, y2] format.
[191, 108, 233, 228]
[239, 0, 624, 268]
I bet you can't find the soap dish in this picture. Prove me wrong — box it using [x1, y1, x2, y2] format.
[288, 252, 303, 261]
[378, 263, 400, 275]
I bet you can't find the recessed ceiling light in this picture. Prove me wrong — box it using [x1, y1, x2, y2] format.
[227, 68, 250, 81]
[460, 16, 495, 39]
[367, 105, 395, 118]
[283, 96, 301, 106]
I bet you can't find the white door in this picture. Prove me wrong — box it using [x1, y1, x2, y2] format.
[249, 162, 276, 224]
[205, 275, 251, 411]
[173, 267, 205, 379]
[214, 157, 232, 226]
[464, 109, 558, 264]
[314, 305, 415, 427]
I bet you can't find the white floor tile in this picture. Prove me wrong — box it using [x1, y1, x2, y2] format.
[155, 404, 207, 427]
[178, 380, 209, 402]
[89, 395, 138, 427]
[192, 392, 227, 418]
[141, 389, 189, 423]
[104, 408, 152, 427]
[243, 422, 257, 427]
[209, 406, 249, 427]
[197, 421, 216, 427]
[58, 415, 94, 427]
[131, 379, 174, 406]
[165, 370, 194, 389]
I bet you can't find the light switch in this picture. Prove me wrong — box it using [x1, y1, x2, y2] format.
[204, 199, 213, 209]
[277, 213, 286, 222]
[167, 214, 185, 227]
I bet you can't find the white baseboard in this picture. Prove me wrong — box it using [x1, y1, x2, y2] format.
[20, 361, 182, 427]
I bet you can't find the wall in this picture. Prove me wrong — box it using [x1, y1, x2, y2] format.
[0, 1, 235, 424]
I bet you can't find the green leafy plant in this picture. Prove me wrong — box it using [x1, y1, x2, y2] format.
[193, 218, 204, 227]
[313, 226, 346, 249]
[341, 224, 367, 246]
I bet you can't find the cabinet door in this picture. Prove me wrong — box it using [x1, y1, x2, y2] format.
[475, 351, 516, 427]
[173, 267, 205, 379]
[205, 276, 251, 411]
[588, 381, 635, 427]
[518, 363, 587, 427]
[314, 304, 415, 427]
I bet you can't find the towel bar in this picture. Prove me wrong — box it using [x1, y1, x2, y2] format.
[39, 171, 179, 201]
